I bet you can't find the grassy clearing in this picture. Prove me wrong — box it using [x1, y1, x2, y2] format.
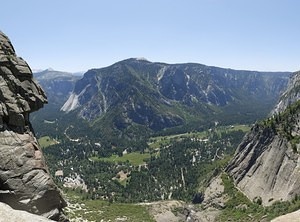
[228, 124, 251, 132]
[148, 124, 251, 149]
[65, 190, 155, 222]
[91, 152, 151, 166]
[38, 136, 58, 148]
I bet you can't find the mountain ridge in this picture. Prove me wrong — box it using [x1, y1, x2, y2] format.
[57, 58, 290, 148]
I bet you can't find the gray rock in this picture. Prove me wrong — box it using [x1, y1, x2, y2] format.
[226, 124, 300, 205]
[0, 31, 67, 221]
[226, 80, 300, 207]
[0, 202, 54, 222]
[271, 209, 300, 222]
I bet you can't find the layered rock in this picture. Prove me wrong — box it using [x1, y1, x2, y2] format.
[0, 31, 67, 220]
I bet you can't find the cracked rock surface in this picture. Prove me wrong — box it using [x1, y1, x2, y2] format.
[0, 31, 67, 221]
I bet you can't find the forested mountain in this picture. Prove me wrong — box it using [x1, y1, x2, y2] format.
[30, 59, 300, 221]
[50, 58, 290, 149]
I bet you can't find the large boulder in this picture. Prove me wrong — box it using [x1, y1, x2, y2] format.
[0, 31, 67, 221]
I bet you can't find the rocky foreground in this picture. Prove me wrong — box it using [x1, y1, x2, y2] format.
[0, 31, 67, 221]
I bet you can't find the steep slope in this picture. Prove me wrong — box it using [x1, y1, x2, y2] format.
[34, 69, 80, 107]
[273, 71, 300, 114]
[60, 58, 289, 146]
[0, 32, 67, 220]
[226, 71, 300, 206]
[30, 69, 80, 135]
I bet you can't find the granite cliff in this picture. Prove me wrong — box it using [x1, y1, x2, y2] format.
[0, 31, 67, 220]
[226, 71, 300, 206]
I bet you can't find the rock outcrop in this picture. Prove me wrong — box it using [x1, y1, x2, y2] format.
[0, 31, 67, 220]
[226, 71, 300, 206]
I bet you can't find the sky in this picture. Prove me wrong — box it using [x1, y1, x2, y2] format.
[1, 0, 300, 73]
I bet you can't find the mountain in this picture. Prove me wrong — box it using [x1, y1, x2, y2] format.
[34, 69, 80, 106]
[0, 31, 67, 220]
[226, 71, 300, 206]
[59, 58, 290, 147]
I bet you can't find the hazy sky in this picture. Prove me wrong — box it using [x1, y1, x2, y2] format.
[1, 0, 299, 72]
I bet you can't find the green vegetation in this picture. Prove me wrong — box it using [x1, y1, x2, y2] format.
[64, 190, 155, 222]
[91, 152, 151, 166]
[38, 136, 58, 148]
[149, 124, 251, 149]
[260, 100, 300, 153]
[44, 125, 247, 203]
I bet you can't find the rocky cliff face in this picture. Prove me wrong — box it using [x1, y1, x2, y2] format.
[273, 71, 300, 114]
[0, 31, 67, 220]
[226, 71, 300, 206]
